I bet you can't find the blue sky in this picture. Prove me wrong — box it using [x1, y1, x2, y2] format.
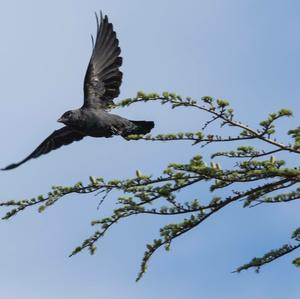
[1, 0, 300, 298]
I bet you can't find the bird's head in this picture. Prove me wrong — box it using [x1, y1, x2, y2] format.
[57, 110, 80, 125]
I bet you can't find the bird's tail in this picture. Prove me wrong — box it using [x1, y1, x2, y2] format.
[128, 120, 155, 135]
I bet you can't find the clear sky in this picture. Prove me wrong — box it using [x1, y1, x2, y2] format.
[1, 1, 300, 298]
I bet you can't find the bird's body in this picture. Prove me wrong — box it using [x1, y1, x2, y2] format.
[61, 108, 151, 138]
[79, 109, 126, 138]
[2, 12, 154, 170]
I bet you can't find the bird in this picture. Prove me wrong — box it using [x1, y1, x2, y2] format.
[2, 12, 154, 170]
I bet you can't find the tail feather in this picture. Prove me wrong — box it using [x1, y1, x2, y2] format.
[128, 120, 155, 135]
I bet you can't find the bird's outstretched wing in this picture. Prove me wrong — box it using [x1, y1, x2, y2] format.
[83, 12, 122, 110]
[2, 127, 85, 170]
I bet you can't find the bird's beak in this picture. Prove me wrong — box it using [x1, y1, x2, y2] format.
[57, 117, 64, 123]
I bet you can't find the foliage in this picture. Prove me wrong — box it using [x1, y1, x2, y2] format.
[1, 92, 300, 281]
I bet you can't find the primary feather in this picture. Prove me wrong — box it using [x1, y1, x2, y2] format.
[83, 13, 123, 110]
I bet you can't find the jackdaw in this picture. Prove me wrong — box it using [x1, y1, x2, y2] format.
[2, 13, 154, 170]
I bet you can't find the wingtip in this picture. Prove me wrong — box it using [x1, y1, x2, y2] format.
[1, 161, 22, 170]
[95, 11, 108, 29]
[1, 164, 15, 171]
[100, 11, 109, 24]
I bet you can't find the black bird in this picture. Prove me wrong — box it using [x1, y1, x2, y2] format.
[2, 13, 154, 170]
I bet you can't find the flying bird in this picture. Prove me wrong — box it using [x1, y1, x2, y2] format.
[2, 13, 154, 170]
